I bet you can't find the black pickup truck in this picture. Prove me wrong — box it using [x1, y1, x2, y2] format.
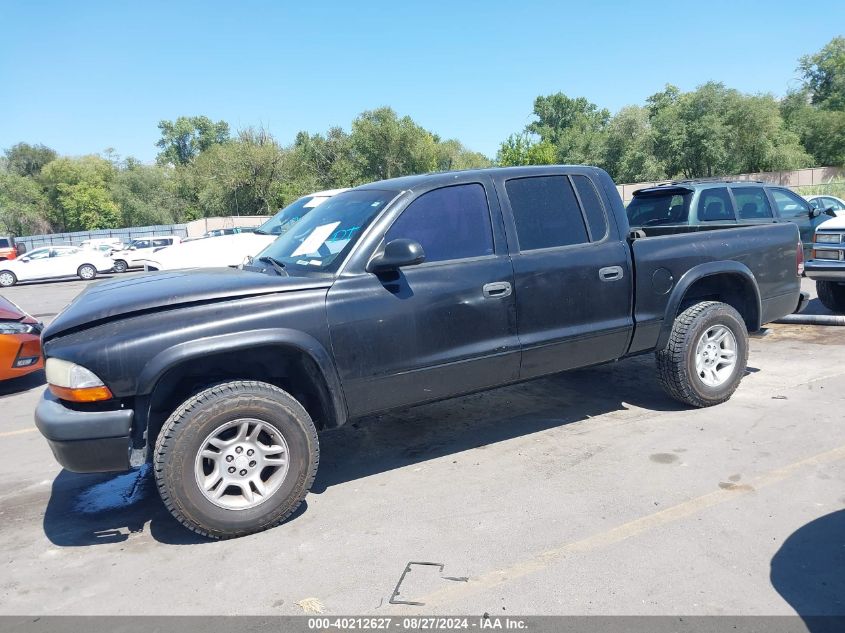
[35, 166, 806, 538]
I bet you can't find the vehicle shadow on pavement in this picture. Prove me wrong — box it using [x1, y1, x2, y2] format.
[801, 296, 835, 316]
[0, 369, 45, 397]
[41, 468, 309, 547]
[770, 509, 845, 628]
[313, 355, 686, 493]
[42, 469, 203, 546]
[41, 355, 685, 546]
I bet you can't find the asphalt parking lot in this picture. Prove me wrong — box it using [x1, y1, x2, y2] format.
[0, 274, 843, 616]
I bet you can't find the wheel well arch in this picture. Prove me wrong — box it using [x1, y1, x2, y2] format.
[658, 265, 761, 350]
[141, 337, 347, 449]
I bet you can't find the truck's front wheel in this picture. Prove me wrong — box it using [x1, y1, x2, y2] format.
[153, 380, 319, 539]
[816, 281, 845, 313]
[656, 301, 749, 408]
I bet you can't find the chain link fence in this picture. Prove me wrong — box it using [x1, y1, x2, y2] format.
[15, 224, 189, 252]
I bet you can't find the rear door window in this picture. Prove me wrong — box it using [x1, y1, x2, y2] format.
[0, 239, 9, 248]
[697, 188, 736, 222]
[506, 176, 589, 250]
[732, 187, 774, 220]
[571, 175, 608, 241]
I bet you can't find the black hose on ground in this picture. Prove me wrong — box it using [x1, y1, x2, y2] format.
[773, 313, 845, 326]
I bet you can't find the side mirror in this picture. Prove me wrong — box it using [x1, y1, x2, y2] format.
[367, 239, 426, 273]
[809, 208, 821, 219]
[20, 257, 30, 263]
[129, 245, 137, 250]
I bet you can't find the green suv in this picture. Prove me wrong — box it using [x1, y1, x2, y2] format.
[626, 181, 836, 260]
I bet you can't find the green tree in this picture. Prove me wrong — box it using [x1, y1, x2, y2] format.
[434, 139, 492, 171]
[496, 133, 556, 166]
[350, 107, 440, 180]
[0, 172, 51, 235]
[179, 127, 288, 217]
[289, 127, 360, 193]
[648, 82, 810, 179]
[111, 159, 181, 226]
[156, 116, 230, 166]
[4, 142, 57, 177]
[798, 36, 845, 111]
[57, 181, 121, 230]
[783, 38, 845, 167]
[603, 106, 666, 182]
[39, 155, 116, 231]
[527, 93, 610, 165]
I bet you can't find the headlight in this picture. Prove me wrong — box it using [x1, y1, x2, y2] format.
[0, 322, 37, 335]
[816, 233, 843, 244]
[45, 358, 113, 402]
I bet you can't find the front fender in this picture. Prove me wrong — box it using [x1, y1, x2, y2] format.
[137, 328, 348, 427]
[656, 261, 761, 351]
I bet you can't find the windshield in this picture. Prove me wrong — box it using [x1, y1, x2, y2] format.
[255, 195, 331, 236]
[627, 191, 693, 226]
[256, 190, 395, 272]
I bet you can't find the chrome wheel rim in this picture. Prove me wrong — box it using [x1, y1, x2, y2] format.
[694, 324, 738, 387]
[80, 266, 95, 279]
[194, 418, 289, 510]
[0, 272, 13, 286]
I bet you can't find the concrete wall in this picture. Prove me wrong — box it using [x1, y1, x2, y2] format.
[616, 166, 845, 202]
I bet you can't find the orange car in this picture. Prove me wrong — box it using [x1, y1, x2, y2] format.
[0, 295, 43, 380]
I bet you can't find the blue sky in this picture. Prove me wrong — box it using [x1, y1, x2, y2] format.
[1, 0, 843, 162]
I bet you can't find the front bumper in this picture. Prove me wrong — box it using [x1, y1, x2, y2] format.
[805, 259, 845, 281]
[34, 390, 133, 473]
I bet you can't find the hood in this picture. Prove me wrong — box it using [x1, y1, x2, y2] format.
[44, 267, 331, 338]
[150, 233, 275, 270]
[817, 216, 845, 231]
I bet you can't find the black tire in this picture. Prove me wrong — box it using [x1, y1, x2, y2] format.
[113, 259, 128, 273]
[77, 264, 97, 281]
[0, 270, 16, 287]
[153, 380, 319, 539]
[656, 301, 749, 408]
[816, 281, 845, 314]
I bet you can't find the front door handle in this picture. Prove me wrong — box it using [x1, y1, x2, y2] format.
[599, 266, 624, 282]
[482, 281, 512, 299]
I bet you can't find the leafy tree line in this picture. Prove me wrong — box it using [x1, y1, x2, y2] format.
[0, 109, 491, 235]
[499, 37, 845, 182]
[1, 38, 843, 236]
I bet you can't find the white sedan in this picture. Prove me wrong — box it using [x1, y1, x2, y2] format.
[140, 188, 348, 271]
[0, 246, 114, 287]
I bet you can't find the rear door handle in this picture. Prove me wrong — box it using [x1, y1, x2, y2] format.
[599, 266, 624, 282]
[482, 281, 512, 299]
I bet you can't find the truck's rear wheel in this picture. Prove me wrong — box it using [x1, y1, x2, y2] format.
[816, 281, 845, 313]
[153, 380, 319, 539]
[656, 301, 748, 408]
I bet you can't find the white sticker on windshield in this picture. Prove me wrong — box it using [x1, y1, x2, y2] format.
[291, 221, 341, 257]
[304, 197, 327, 208]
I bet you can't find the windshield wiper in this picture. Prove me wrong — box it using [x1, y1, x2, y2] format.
[257, 255, 289, 277]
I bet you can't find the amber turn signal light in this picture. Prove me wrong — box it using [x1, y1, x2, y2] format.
[48, 384, 114, 403]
